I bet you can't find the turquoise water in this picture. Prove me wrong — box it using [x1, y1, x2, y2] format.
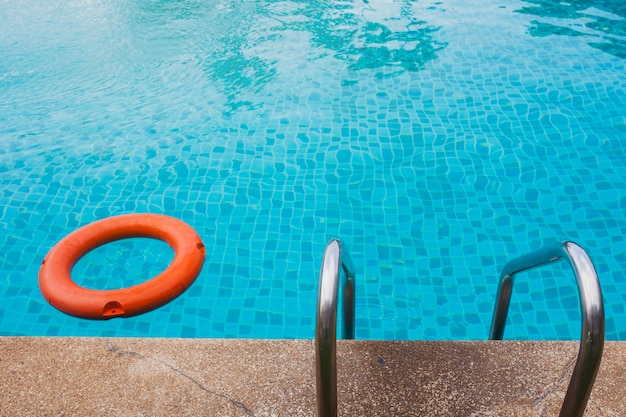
[1, 0, 625, 340]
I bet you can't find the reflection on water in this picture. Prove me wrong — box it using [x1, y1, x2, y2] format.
[131, 0, 444, 114]
[127, 1, 279, 115]
[287, 1, 445, 77]
[517, 0, 626, 58]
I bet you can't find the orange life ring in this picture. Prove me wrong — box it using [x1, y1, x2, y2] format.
[39, 213, 205, 319]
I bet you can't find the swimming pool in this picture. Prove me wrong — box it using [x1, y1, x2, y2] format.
[1, 0, 625, 340]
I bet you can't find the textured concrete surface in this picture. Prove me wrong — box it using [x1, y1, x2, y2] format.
[0, 338, 624, 416]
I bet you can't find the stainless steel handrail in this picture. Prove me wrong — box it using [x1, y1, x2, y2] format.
[489, 241, 604, 417]
[315, 238, 356, 417]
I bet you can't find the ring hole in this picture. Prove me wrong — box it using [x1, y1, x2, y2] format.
[103, 301, 124, 317]
[72, 238, 174, 290]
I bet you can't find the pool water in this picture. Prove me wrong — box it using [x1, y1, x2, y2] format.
[1, 0, 625, 340]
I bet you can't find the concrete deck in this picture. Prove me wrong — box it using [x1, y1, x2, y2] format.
[1, 338, 624, 416]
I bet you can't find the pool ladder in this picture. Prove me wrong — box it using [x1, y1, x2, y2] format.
[315, 240, 604, 417]
[315, 238, 355, 417]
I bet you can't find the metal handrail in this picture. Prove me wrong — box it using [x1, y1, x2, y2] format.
[315, 238, 355, 417]
[489, 241, 604, 417]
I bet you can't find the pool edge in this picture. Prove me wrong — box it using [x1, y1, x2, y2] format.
[1, 338, 624, 416]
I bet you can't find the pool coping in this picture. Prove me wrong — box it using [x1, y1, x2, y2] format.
[1, 337, 625, 416]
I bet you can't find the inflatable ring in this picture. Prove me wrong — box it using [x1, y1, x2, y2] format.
[39, 213, 205, 319]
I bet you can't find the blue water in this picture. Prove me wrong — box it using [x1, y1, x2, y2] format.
[1, 0, 625, 340]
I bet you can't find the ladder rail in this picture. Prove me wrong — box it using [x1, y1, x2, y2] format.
[489, 241, 605, 417]
[315, 238, 355, 417]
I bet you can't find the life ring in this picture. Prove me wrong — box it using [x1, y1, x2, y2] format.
[39, 213, 205, 319]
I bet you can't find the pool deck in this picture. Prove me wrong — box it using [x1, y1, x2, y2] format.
[1, 338, 625, 416]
